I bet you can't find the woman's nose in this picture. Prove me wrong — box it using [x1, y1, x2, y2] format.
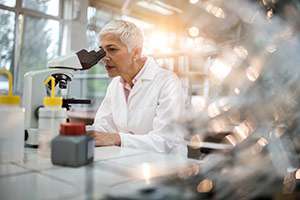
[100, 55, 111, 64]
[103, 56, 111, 61]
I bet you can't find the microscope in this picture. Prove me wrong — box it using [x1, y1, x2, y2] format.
[23, 48, 106, 147]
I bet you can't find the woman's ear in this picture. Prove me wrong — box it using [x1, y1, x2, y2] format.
[132, 47, 142, 61]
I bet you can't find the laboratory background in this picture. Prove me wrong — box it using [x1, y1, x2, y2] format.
[0, 0, 300, 199]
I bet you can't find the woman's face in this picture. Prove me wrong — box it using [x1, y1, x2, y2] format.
[100, 33, 135, 78]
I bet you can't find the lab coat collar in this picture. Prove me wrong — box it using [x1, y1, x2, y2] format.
[118, 56, 158, 85]
[139, 57, 159, 81]
[126, 57, 159, 106]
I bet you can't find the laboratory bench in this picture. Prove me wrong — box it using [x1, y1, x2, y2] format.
[0, 146, 197, 200]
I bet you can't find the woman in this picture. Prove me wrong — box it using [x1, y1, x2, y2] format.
[89, 20, 186, 155]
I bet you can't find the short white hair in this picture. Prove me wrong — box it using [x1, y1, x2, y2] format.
[99, 20, 144, 52]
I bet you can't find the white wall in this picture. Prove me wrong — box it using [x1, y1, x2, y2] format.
[62, 0, 89, 55]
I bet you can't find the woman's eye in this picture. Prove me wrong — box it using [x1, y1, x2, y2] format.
[108, 48, 118, 52]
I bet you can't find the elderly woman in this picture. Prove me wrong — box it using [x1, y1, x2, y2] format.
[89, 20, 186, 155]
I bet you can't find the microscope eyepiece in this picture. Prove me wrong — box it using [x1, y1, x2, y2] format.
[76, 47, 106, 70]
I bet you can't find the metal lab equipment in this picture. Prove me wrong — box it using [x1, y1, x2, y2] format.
[178, 0, 300, 199]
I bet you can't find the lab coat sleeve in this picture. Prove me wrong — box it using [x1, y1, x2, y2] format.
[119, 74, 186, 155]
[93, 82, 118, 133]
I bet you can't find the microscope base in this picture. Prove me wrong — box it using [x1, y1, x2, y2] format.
[25, 128, 39, 147]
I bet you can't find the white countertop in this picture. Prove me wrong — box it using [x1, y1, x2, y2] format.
[0, 146, 196, 200]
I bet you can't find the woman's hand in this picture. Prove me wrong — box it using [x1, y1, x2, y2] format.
[87, 131, 121, 147]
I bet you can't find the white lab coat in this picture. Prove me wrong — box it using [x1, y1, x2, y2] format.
[93, 57, 187, 156]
